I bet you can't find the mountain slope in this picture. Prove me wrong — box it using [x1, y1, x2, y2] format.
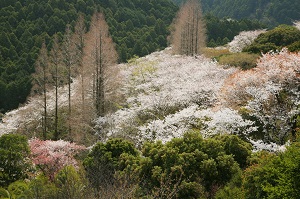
[0, 0, 177, 113]
[2, 45, 298, 151]
[173, 0, 300, 26]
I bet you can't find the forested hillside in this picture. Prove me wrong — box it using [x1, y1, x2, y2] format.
[173, 0, 300, 26]
[1, 0, 300, 195]
[0, 0, 177, 113]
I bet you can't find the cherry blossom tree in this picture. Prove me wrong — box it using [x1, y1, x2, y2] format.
[94, 49, 238, 142]
[29, 138, 85, 180]
[227, 29, 266, 53]
[294, 21, 300, 30]
[222, 48, 300, 144]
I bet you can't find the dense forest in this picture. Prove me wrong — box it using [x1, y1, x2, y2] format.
[173, 0, 300, 26]
[0, 0, 177, 113]
[0, 0, 266, 113]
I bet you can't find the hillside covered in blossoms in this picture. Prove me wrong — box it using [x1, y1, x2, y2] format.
[0, 0, 300, 195]
[1, 44, 299, 151]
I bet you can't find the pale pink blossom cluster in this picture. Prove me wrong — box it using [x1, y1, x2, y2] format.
[29, 138, 85, 180]
[227, 29, 266, 53]
[95, 48, 240, 142]
[294, 21, 300, 30]
[222, 48, 300, 144]
[250, 139, 290, 152]
[138, 106, 255, 142]
[0, 78, 80, 136]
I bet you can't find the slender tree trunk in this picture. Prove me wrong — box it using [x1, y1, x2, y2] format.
[62, 25, 75, 136]
[55, 60, 58, 138]
[99, 33, 105, 117]
[32, 42, 49, 140]
[68, 63, 71, 134]
[43, 71, 47, 140]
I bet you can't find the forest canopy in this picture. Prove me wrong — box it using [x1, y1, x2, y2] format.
[0, 0, 177, 113]
[172, 0, 300, 27]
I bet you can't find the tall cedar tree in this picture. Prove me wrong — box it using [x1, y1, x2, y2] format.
[70, 14, 97, 139]
[170, 0, 206, 55]
[85, 12, 118, 117]
[32, 42, 50, 140]
[61, 25, 77, 134]
[73, 14, 87, 119]
[49, 34, 64, 140]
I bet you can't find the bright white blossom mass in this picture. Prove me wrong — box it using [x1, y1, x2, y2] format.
[95, 48, 252, 143]
[294, 21, 300, 30]
[1, 45, 299, 151]
[227, 29, 266, 52]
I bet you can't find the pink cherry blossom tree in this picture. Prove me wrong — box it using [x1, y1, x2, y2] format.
[29, 138, 85, 180]
[227, 29, 266, 53]
[222, 48, 300, 144]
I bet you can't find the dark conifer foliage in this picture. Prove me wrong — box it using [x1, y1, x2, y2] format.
[0, 0, 177, 113]
[173, 0, 300, 27]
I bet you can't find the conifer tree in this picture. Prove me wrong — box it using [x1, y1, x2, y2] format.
[49, 34, 63, 140]
[73, 13, 88, 120]
[84, 12, 118, 117]
[170, 0, 206, 56]
[61, 25, 76, 134]
[32, 42, 50, 140]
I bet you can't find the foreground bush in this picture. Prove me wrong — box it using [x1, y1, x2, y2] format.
[0, 134, 30, 187]
[83, 133, 251, 198]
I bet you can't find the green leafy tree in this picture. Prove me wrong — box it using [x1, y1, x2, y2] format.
[217, 134, 252, 168]
[83, 138, 138, 198]
[0, 134, 31, 187]
[243, 143, 300, 199]
[55, 166, 88, 199]
[138, 131, 242, 198]
[28, 174, 58, 199]
[244, 25, 300, 53]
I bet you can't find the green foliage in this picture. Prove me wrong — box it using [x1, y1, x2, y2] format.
[217, 52, 259, 70]
[80, 133, 251, 198]
[0, 0, 177, 113]
[55, 166, 87, 199]
[83, 138, 138, 194]
[219, 135, 252, 168]
[244, 25, 300, 54]
[287, 40, 300, 52]
[0, 187, 10, 198]
[28, 174, 57, 199]
[7, 181, 30, 199]
[173, 0, 300, 27]
[205, 14, 266, 47]
[138, 131, 243, 198]
[243, 143, 300, 199]
[215, 186, 245, 199]
[0, 134, 31, 187]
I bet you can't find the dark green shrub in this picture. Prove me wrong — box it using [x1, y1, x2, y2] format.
[244, 25, 300, 53]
